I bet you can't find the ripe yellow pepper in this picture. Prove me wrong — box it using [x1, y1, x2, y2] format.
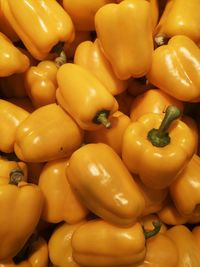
[147, 35, 200, 102]
[66, 143, 146, 227]
[0, 32, 29, 76]
[74, 39, 128, 95]
[48, 221, 85, 267]
[1, 0, 75, 60]
[38, 157, 88, 224]
[14, 103, 84, 163]
[0, 171, 43, 261]
[56, 63, 118, 130]
[122, 105, 196, 189]
[155, 0, 200, 43]
[170, 154, 200, 217]
[95, 0, 154, 80]
[61, 0, 115, 31]
[25, 60, 58, 108]
[84, 111, 131, 156]
[0, 99, 29, 153]
[71, 219, 161, 267]
[166, 225, 200, 266]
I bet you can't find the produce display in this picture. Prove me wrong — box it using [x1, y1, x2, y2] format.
[0, 0, 200, 266]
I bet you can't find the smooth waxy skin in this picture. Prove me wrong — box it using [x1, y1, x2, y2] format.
[66, 143, 145, 226]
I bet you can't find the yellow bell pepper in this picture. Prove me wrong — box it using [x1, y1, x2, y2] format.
[170, 154, 200, 217]
[14, 103, 84, 163]
[0, 99, 30, 153]
[166, 225, 200, 266]
[66, 142, 146, 226]
[74, 38, 128, 95]
[147, 35, 200, 102]
[155, 0, 200, 43]
[129, 88, 184, 122]
[56, 63, 119, 130]
[94, 0, 154, 80]
[0, 170, 43, 261]
[48, 221, 85, 267]
[25, 60, 58, 108]
[192, 226, 200, 248]
[0, 32, 29, 76]
[1, 0, 75, 60]
[38, 157, 88, 224]
[71, 219, 161, 267]
[61, 0, 115, 31]
[84, 110, 131, 156]
[122, 105, 196, 189]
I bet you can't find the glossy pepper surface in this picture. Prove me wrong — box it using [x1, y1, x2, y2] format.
[147, 35, 200, 102]
[56, 63, 118, 130]
[66, 143, 145, 227]
[95, 0, 154, 80]
[0, 172, 43, 261]
[1, 0, 75, 60]
[0, 32, 29, 76]
[14, 103, 84, 163]
[122, 106, 196, 189]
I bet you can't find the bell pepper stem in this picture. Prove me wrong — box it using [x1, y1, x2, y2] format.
[93, 110, 111, 128]
[154, 34, 169, 46]
[143, 221, 162, 239]
[147, 105, 181, 147]
[9, 169, 24, 185]
[55, 50, 67, 67]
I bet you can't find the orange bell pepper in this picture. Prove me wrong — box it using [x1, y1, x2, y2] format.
[122, 105, 196, 189]
[56, 63, 118, 130]
[38, 157, 88, 224]
[1, 0, 75, 60]
[0, 99, 30, 153]
[74, 38, 128, 95]
[71, 219, 161, 267]
[0, 32, 29, 77]
[155, 0, 200, 43]
[25, 60, 58, 108]
[192, 226, 200, 248]
[0, 171, 43, 261]
[14, 103, 84, 163]
[84, 111, 131, 156]
[66, 143, 146, 227]
[48, 221, 86, 267]
[129, 88, 184, 122]
[95, 0, 154, 80]
[147, 35, 200, 102]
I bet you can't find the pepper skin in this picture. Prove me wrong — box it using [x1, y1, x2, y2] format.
[14, 103, 84, 163]
[56, 63, 119, 130]
[71, 219, 161, 267]
[0, 32, 29, 76]
[66, 143, 145, 227]
[147, 35, 200, 102]
[0, 172, 44, 261]
[166, 225, 200, 267]
[48, 221, 85, 267]
[129, 89, 184, 122]
[74, 39, 128, 95]
[61, 0, 115, 31]
[155, 0, 200, 43]
[122, 106, 196, 189]
[0, 99, 30, 153]
[38, 157, 88, 224]
[84, 111, 131, 156]
[25, 60, 58, 108]
[170, 154, 200, 217]
[95, 0, 154, 80]
[1, 0, 75, 60]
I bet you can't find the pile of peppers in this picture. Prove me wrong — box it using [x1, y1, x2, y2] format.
[1, 0, 200, 266]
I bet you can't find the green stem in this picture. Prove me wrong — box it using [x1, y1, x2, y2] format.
[147, 105, 181, 147]
[143, 221, 162, 239]
[93, 110, 111, 128]
[9, 169, 24, 185]
[55, 50, 67, 68]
